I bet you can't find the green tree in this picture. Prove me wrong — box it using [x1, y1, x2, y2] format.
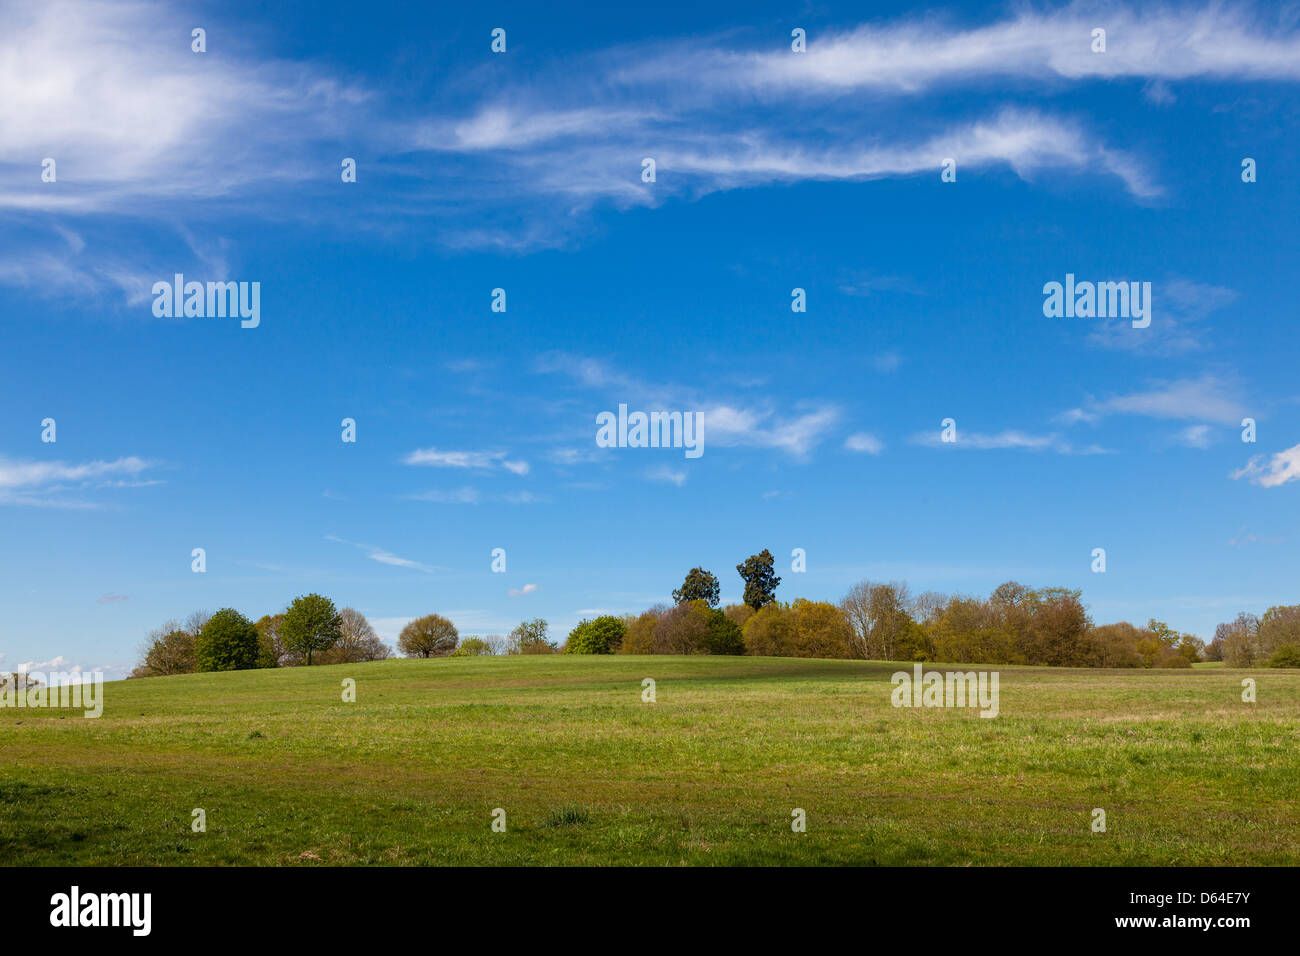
[705, 607, 745, 655]
[1266, 643, 1300, 668]
[508, 618, 557, 654]
[452, 637, 496, 657]
[194, 608, 260, 672]
[254, 613, 288, 668]
[281, 594, 343, 665]
[565, 615, 627, 654]
[673, 567, 721, 608]
[736, 549, 781, 611]
[131, 617, 203, 677]
[398, 613, 459, 658]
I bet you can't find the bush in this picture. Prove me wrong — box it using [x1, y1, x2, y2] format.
[565, 615, 626, 654]
[194, 608, 260, 672]
[1266, 643, 1300, 668]
[452, 637, 496, 657]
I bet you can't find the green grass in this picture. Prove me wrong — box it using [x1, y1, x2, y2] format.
[3, 655, 1296, 865]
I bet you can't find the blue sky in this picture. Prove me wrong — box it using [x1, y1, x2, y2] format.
[2, 0, 1298, 678]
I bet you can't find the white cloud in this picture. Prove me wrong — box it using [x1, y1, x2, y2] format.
[1232, 444, 1300, 488]
[911, 429, 1109, 454]
[844, 432, 884, 454]
[0, 455, 160, 507]
[1062, 376, 1247, 426]
[646, 466, 687, 487]
[96, 593, 128, 604]
[1174, 424, 1215, 449]
[324, 535, 443, 574]
[1086, 278, 1239, 354]
[680, 5, 1300, 93]
[538, 353, 840, 460]
[403, 447, 529, 474]
[509, 583, 539, 597]
[0, 0, 368, 215]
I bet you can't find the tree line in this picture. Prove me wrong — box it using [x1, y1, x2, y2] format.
[562, 551, 1299, 668]
[131, 550, 1300, 675]
[130, 594, 561, 677]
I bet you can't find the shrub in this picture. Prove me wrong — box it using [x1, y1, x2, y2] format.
[565, 615, 626, 654]
[194, 608, 260, 672]
[1266, 643, 1300, 668]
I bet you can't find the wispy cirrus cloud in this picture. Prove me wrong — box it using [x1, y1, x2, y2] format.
[1059, 375, 1248, 426]
[10, 0, 1297, 276]
[536, 352, 839, 459]
[685, 3, 1300, 94]
[402, 447, 530, 475]
[1086, 278, 1239, 354]
[324, 535, 446, 574]
[911, 429, 1110, 454]
[0, 455, 160, 508]
[1232, 444, 1300, 488]
[844, 432, 885, 454]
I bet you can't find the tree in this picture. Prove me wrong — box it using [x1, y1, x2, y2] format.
[673, 567, 721, 608]
[398, 614, 459, 658]
[1258, 604, 1300, 658]
[281, 594, 343, 665]
[620, 607, 665, 654]
[705, 607, 745, 655]
[741, 603, 795, 657]
[254, 613, 292, 668]
[131, 618, 202, 677]
[194, 608, 261, 672]
[1217, 612, 1260, 667]
[788, 599, 855, 659]
[1088, 622, 1145, 668]
[841, 580, 913, 659]
[318, 608, 391, 664]
[1266, 643, 1300, 668]
[507, 618, 557, 655]
[565, 615, 626, 654]
[736, 549, 781, 611]
[653, 601, 713, 654]
[453, 637, 497, 656]
[1026, 588, 1091, 666]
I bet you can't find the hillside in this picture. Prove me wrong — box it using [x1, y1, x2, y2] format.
[3, 655, 1297, 865]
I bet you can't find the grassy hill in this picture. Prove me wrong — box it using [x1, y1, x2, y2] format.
[3, 655, 1297, 865]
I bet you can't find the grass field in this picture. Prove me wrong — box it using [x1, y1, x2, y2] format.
[3, 655, 1297, 866]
